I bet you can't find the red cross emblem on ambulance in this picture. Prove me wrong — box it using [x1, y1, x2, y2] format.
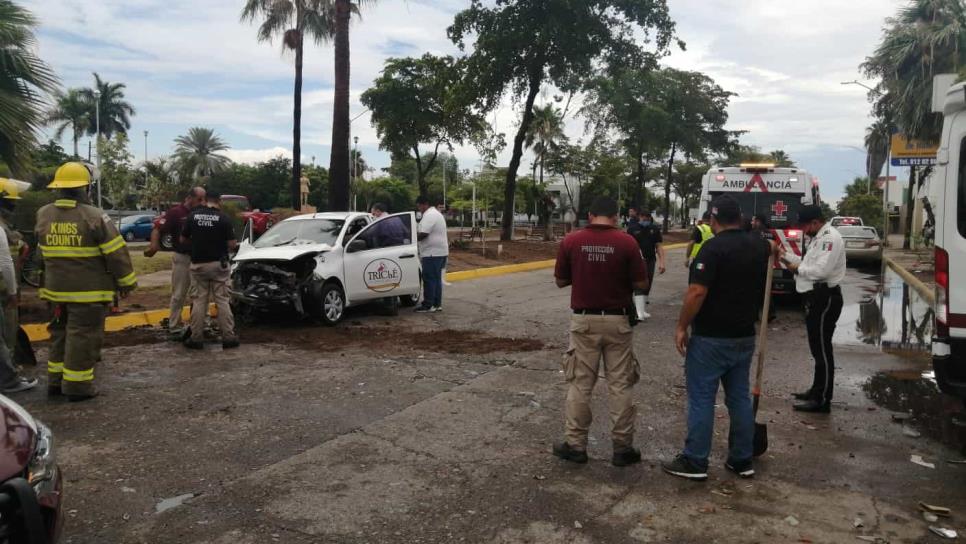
[771, 200, 788, 217]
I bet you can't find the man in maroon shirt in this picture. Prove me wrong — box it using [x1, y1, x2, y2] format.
[144, 187, 205, 338]
[553, 196, 649, 466]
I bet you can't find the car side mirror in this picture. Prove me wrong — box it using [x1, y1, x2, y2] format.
[347, 239, 368, 253]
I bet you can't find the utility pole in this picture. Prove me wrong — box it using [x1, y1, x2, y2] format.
[94, 88, 102, 209]
[143, 130, 149, 187]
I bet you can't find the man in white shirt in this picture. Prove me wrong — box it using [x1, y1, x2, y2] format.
[779, 205, 846, 413]
[415, 196, 449, 313]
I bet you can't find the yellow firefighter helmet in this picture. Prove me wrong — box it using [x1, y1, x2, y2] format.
[0, 179, 22, 200]
[48, 162, 93, 189]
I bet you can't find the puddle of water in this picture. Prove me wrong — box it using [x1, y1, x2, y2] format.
[864, 367, 966, 451]
[834, 267, 933, 351]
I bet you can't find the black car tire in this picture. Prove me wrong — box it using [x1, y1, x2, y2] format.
[320, 283, 346, 326]
[399, 277, 422, 307]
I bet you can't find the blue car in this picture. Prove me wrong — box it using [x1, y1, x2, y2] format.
[120, 214, 156, 241]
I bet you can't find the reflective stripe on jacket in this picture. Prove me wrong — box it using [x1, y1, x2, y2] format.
[36, 198, 137, 303]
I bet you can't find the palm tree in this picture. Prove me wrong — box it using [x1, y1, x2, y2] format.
[524, 105, 567, 186]
[79, 73, 136, 139]
[241, 0, 334, 211]
[173, 127, 232, 179]
[328, 0, 368, 211]
[865, 118, 891, 181]
[862, 0, 966, 141]
[47, 89, 91, 158]
[0, 1, 58, 175]
[768, 149, 794, 167]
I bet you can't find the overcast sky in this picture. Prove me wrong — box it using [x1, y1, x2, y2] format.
[27, 0, 906, 202]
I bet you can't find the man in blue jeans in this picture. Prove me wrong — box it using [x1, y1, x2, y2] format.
[415, 196, 449, 313]
[663, 195, 773, 481]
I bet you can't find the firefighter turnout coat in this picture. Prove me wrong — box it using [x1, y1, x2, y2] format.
[36, 198, 137, 303]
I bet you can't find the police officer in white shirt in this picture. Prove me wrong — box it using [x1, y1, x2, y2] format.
[779, 205, 846, 413]
[415, 196, 449, 313]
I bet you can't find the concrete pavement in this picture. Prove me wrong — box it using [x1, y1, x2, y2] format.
[17, 249, 966, 543]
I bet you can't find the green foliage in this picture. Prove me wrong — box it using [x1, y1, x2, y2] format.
[449, 0, 681, 238]
[79, 73, 136, 139]
[173, 127, 232, 179]
[303, 164, 329, 210]
[30, 140, 69, 170]
[837, 177, 884, 231]
[99, 133, 136, 211]
[11, 190, 55, 232]
[719, 144, 796, 167]
[0, 0, 59, 175]
[46, 89, 91, 157]
[862, 0, 966, 140]
[208, 157, 291, 211]
[362, 54, 485, 198]
[357, 177, 416, 214]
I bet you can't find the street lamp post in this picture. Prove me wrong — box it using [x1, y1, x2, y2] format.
[352, 136, 359, 212]
[94, 89, 101, 208]
[143, 130, 149, 188]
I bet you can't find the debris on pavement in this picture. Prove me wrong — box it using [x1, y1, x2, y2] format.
[155, 492, 198, 514]
[902, 426, 922, 438]
[855, 536, 890, 543]
[785, 515, 800, 527]
[853, 518, 865, 528]
[574, 521, 583, 529]
[947, 459, 966, 465]
[910, 455, 936, 469]
[919, 502, 952, 517]
[929, 527, 958, 539]
[923, 512, 939, 523]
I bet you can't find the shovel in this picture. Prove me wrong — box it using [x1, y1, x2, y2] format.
[753, 253, 776, 457]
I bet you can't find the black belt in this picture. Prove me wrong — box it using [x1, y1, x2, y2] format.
[573, 308, 628, 316]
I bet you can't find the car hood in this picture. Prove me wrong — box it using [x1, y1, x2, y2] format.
[234, 243, 333, 263]
[0, 395, 36, 480]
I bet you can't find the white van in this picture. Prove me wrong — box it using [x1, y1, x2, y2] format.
[931, 81, 966, 398]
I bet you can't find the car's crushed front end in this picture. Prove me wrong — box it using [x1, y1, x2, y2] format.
[231, 251, 324, 321]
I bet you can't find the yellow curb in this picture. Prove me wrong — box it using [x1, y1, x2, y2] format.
[664, 242, 687, 250]
[884, 255, 935, 305]
[24, 243, 691, 342]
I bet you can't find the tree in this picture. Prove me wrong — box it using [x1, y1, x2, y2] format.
[242, 0, 334, 210]
[328, 0, 368, 212]
[671, 162, 706, 225]
[838, 176, 884, 232]
[99, 133, 137, 211]
[525, 104, 567, 188]
[449, 0, 680, 240]
[862, 0, 966, 141]
[362, 54, 485, 198]
[173, 127, 232, 179]
[864, 118, 891, 181]
[0, 0, 58, 175]
[769, 150, 795, 167]
[142, 157, 183, 210]
[80, 73, 135, 139]
[47, 89, 90, 158]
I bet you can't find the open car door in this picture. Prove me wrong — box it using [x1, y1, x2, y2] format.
[342, 212, 420, 304]
[234, 218, 255, 260]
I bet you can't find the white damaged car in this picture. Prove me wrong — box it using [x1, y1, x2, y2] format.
[231, 211, 422, 325]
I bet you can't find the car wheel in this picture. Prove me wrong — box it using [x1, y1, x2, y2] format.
[399, 277, 422, 307]
[320, 283, 346, 326]
[124, 231, 135, 242]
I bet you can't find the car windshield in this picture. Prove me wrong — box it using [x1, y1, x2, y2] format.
[253, 219, 345, 248]
[121, 215, 146, 225]
[837, 226, 877, 238]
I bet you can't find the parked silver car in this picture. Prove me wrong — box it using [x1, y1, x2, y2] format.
[837, 225, 883, 264]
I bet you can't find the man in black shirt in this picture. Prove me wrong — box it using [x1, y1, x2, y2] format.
[663, 195, 773, 482]
[181, 192, 239, 350]
[630, 210, 665, 319]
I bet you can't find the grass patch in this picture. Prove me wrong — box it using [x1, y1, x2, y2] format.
[130, 252, 173, 277]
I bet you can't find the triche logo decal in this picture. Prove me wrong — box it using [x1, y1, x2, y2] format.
[364, 259, 403, 292]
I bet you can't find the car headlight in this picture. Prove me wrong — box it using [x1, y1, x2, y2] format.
[28, 422, 55, 486]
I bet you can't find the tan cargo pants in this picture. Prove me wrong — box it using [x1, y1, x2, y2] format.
[189, 261, 235, 342]
[47, 303, 107, 396]
[168, 252, 192, 330]
[562, 313, 640, 450]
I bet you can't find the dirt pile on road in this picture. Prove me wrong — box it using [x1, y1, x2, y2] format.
[94, 323, 546, 354]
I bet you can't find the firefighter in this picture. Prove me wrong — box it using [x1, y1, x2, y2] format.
[37, 162, 137, 401]
[779, 205, 846, 413]
[685, 212, 714, 269]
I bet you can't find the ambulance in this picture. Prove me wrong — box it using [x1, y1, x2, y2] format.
[930, 79, 966, 400]
[697, 165, 821, 294]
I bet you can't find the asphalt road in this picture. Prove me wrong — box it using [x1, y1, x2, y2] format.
[15, 249, 966, 543]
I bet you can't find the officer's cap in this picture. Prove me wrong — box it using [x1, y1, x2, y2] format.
[797, 205, 824, 224]
[710, 195, 741, 224]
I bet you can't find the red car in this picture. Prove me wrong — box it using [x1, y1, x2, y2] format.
[0, 395, 63, 542]
[154, 195, 276, 250]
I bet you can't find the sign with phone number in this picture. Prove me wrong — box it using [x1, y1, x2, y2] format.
[891, 157, 937, 166]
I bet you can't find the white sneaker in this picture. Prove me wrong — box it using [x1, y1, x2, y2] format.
[2, 377, 37, 393]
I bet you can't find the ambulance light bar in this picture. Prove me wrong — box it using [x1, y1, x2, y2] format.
[740, 163, 775, 168]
